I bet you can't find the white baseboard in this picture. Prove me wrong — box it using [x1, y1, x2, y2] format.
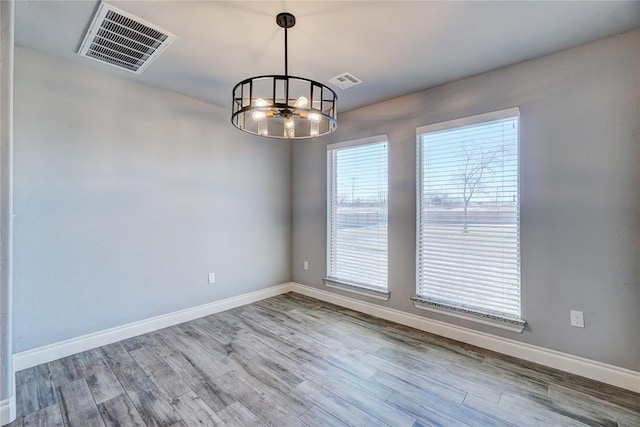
[0, 396, 15, 426]
[290, 282, 640, 393]
[13, 283, 294, 371]
[12, 281, 640, 394]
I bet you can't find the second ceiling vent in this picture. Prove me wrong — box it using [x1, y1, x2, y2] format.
[78, 2, 176, 74]
[328, 72, 363, 90]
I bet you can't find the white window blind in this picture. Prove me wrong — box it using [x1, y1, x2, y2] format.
[416, 108, 521, 320]
[327, 136, 388, 292]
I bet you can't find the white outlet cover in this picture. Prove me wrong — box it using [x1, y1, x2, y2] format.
[303, 261, 309, 271]
[570, 310, 584, 328]
[208, 272, 215, 284]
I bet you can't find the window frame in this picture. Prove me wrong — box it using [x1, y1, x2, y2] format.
[414, 107, 525, 332]
[325, 134, 390, 300]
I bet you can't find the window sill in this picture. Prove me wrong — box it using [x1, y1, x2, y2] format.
[323, 278, 390, 301]
[411, 297, 526, 333]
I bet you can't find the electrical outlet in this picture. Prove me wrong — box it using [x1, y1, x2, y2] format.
[570, 310, 584, 328]
[303, 261, 309, 271]
[208, 272, 215, 284]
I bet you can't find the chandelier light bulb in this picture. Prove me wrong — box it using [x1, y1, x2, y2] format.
[252, 111, 266, 121]
[284, 117, 295, 138]
[307, 112, 321, 123]
[252, 111, 274, 121]
[285, 117, 295, 129]
[294, 96, 308, 108]
[254, 98, 269, 107]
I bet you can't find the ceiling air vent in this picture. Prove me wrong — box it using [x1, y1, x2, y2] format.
[328, 72, 363, 90]
[78, 2, 176, 74]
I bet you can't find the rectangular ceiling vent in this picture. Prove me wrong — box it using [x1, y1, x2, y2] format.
[78, 2, 176, 74]
[328, 72, 363, 90]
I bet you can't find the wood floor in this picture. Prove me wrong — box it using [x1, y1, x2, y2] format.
[9, 293, 640, 427]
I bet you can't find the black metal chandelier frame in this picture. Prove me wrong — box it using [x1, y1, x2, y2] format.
[231, 12, 338, 139]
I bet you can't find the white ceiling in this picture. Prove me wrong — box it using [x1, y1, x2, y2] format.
[15, 1, 640, 113]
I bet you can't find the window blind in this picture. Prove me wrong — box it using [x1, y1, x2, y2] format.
[327, 137, 388, 292]
[416, 109, 520, 319]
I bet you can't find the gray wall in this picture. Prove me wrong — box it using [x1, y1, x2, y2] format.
[13, 47, 291, 352]
[292, 29, 640, 371]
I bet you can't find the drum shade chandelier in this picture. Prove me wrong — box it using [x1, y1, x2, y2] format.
[231, 13, 338, 139]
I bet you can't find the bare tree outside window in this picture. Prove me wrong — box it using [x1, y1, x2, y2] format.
[459, 140, 501, 233]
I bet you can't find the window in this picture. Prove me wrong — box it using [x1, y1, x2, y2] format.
[415, 108, 523, 330]
[326, 136, 388, 298]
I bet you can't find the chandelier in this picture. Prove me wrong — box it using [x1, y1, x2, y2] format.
[231, 13, 338, 139]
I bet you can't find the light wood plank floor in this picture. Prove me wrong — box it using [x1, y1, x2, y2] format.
[9, 292, 640, 426]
